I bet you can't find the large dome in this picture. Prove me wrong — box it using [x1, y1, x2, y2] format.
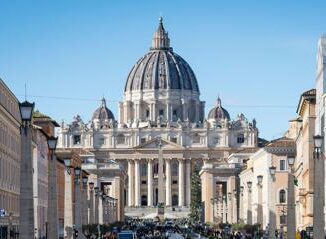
[124, 17, 199, 93]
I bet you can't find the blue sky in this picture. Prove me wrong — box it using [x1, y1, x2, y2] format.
[0, 1, 325, 140]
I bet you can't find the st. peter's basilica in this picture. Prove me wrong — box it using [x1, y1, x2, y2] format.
[57, 18, 260, 222]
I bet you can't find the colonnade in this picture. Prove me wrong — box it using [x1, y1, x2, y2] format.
[127, 159, 192, 207]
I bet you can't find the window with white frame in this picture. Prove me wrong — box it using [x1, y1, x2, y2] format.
[279, 189, 286, 203]
[280, 160, 287, 171]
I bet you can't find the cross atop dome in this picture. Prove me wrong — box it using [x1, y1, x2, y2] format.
[101, 97, 106, 107]
[151, 17, 171, 50]
[217, 96, 222, 107]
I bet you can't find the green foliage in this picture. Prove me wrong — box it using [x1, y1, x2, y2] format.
[189, 164, 202, 224]
[294, 177, 299, 186]
[232, 223, 245, 231]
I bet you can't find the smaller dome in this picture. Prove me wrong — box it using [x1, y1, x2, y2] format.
[92, 98, 115, 121]
[208, 97, 230, 121]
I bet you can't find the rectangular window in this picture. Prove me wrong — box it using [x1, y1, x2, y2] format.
[73, 135, 81, 145]
[146, 110, 150, 118]
[171, 137, 177, 143]
[141, 180, 147, 185]
[280, 160, 286, 171]
[159, 110, 164, 116]
[237, 134, 245, 144]
[172, 180, 178, 184]
[99, 138, 105, 145]
[141, 138, 146, 144]
[280, 215, 287, 225]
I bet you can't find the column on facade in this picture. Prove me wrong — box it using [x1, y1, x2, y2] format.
[147, 159, 153, 206]
[239, 190, 243, 222]
[182, 101, 187, 121]
[134, 159, 141, 206]
[165, 159, 172, 206]
[227, 193, 232, 223]
[127, 161, 134, 206]
[185, 160, 191, 206]
[222, 197, 227, 223]
[178, 160, 185, 206]
[98, 197, 103, 224]
[233, 192, 237, 223]
[123, 101, 128, 124]
[153, 103, 156, 121]
[195, 102, 199, 122]
[166, 103, 170, 121]
[64, 168, 73, 239]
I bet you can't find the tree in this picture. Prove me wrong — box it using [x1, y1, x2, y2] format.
[189, 164, 202, 224]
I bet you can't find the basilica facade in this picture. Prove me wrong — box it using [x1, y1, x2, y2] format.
[57, 18, 259, 220]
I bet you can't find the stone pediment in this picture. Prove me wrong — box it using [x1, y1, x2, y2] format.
[134, 138, 184, 150]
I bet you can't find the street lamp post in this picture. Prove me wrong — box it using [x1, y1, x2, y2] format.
[82, 176, 88, 225]
[257, 175, 263, 227]
[19, 100, 35, 239]
[287, 156, 296, 239]
[94, 187, 100, 224]
[313, 135, 324, 239]
[47, 136, 59, 239]
[74, 167, 82, 235]
[63, 159, 73, 239]
[268, 166, 276, 239]
[247, 181, 252, 225]
[239, 186, 244, 221]
[89, 182, 95, 224]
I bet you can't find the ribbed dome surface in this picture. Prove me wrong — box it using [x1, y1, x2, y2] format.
[208, 97, 230, 121]
[92, 98, 115, 121]
[124, 17, 199, 93]
[124, 50, 199, 92]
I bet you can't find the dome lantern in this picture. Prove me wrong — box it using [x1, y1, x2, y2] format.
[151, 17, 171, 50]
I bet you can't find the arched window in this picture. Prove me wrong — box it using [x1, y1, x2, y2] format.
[141, 195, 147, 206]
[279, 189, 286, 203]
[172, 195, 178, 206]
[237, 134, 245, 144]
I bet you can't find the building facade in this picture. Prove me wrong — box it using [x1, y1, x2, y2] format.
[239, 137, 295, 232]
[57, 18, 259, 219]
[0, 79, 21, 237]
[32, 111, 60, 239]
[32, 124, 49, 239]
[285, 89, 316, 230]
